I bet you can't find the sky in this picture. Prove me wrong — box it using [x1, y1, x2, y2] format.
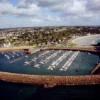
[0, 0, 100, 28]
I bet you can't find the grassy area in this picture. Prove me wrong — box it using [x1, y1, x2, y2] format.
[67, 43, 77, 48]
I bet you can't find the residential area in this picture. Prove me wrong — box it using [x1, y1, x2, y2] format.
[0, 26, 100, 48]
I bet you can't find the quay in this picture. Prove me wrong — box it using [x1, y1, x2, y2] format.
[0, 71, 100, 88]
[0, 46, 100, 88]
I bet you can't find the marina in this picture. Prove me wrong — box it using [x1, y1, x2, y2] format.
[0, 49, 99, 76]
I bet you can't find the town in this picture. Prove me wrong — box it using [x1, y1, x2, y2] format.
[0, 26, 100, 48]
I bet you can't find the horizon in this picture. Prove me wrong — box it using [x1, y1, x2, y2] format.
[0, 0, 100, 28]
[1, 25, 100, 30]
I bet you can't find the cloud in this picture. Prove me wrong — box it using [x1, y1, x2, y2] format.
[0, 1, 40, 17]
[0, 0, 99, 18]
[0, 0, 8, 2]
[86, 0, 100, 12]
[37, 0, 66, 7]
[17, 0, 35, 8]
[0, 0, 100, 28]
